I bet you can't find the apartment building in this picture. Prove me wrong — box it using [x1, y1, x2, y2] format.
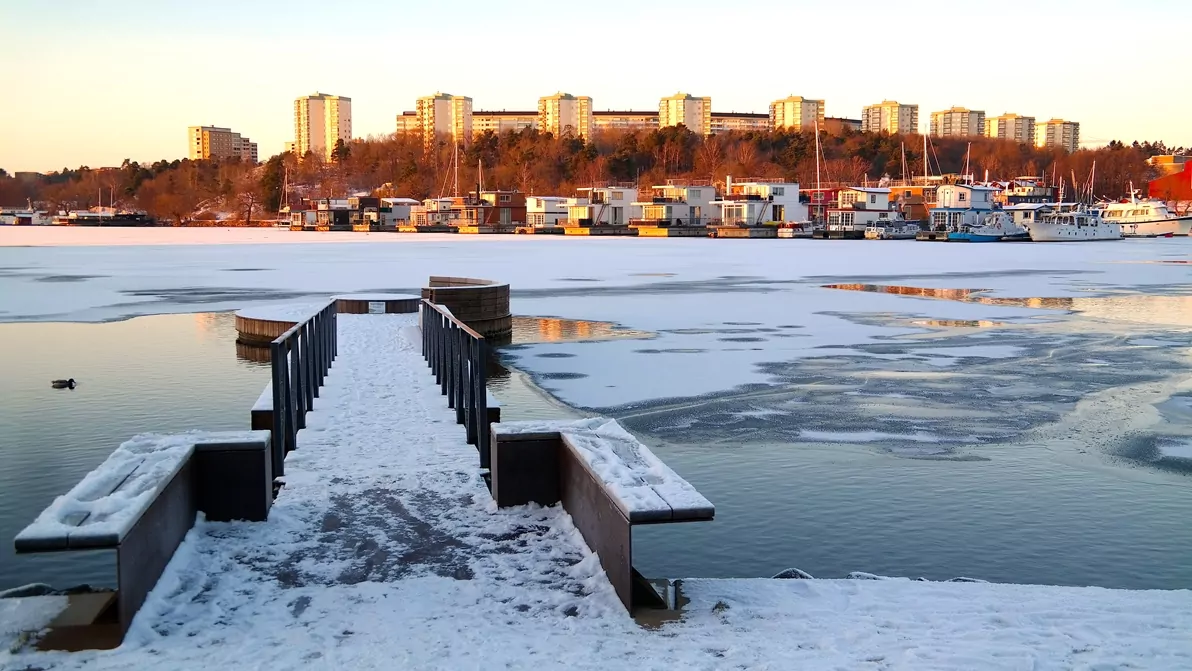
[538, 92, 593, 138]
[474, 111, 538, 136]
[1035, 118, 1080, 152]
[414, 92, 473, 145]
[769, 96, 825, 132]
[187, 126, 258, 162]
[592, 111, 658, 131]
[861, 101, 920, 134]
[929, 107, 985, 137]
[293, 93, 351, 160]
[984, 113, 1035, 144]
[659, 93, 712, 136]
[824, 117, 862, 134]
[711, 112, 769, 133]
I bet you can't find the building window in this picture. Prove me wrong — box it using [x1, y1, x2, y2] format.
[611, 191, 623, 201]
[499, 194, 511, 203]
[869, 195, 876, 204]
[772, 187, 784, 196]
[958, 193, 967, 202]
[690, 189, 701, 199]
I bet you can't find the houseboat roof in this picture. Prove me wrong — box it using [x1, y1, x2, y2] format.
[846, 187, 891, 194]
[942, 183, 1001, 191]
[1002, 203, 1051, 211]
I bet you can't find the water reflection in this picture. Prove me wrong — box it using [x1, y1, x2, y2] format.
[235, 342, 272, 365]
[510, 315, 653, 345]
[910, 319, 1003, 328]
[824, 283, 1192, 327]
[488, 315, 654, 421]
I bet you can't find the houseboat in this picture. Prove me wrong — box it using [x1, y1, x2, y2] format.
[52, 209, 154, 226]
[631, 182, 716, 233]
[820, 187, 905, 239]
[0, 210, 52, 226]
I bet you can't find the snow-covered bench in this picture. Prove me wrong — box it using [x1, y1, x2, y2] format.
[13, 431, 272, 647]
[490, 418, 713, 613]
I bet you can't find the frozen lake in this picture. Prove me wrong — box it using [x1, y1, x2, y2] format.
[1, 228, 1190, 590]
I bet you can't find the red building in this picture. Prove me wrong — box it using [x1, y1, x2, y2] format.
[1148, 162, 1192, 206]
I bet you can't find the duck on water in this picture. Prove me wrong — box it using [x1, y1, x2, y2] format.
[51, 378, 76, 389]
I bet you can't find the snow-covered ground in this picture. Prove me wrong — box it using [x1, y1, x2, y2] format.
[4, 313, 1190, 670]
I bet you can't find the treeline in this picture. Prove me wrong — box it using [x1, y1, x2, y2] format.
[2, 132, 1184, 222]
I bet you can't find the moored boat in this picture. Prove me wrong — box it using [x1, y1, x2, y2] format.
[864, 221, 919, 239]
[1098, 190, 1192, 237]
[1028, 209, 1121, 242]
[947, 211, 1028, 242]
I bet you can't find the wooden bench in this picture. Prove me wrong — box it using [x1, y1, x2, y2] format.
[490, 418, 713, 613]
[13, 431, 273, 650]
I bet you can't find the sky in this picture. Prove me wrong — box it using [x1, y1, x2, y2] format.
[1, 0, 1189, 173]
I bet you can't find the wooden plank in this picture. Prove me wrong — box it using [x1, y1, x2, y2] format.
[559, 441, 633, 611]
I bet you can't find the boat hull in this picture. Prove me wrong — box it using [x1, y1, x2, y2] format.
[1120, 219, 1180, 237]
[947, 232, 1002, 242]
[1028, 221, 1122, 242]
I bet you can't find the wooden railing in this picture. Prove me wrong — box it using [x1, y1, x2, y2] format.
[270, 301, 338, 477]
[420, 299, 492, 468]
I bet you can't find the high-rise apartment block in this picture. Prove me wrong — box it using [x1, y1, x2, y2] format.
[984, 113, 1035, 144]
[187, 126, 258, 162]
[538, 92, 593, 138]
[659, 93, 712, 136]
[414, 92, 473, 146]
[293, 93, 352, 160]
[769, 96, 825, 132]
[861, 101, 920, 134]
[929, 107, 985, 137]
[1035, 119, 1080, 152]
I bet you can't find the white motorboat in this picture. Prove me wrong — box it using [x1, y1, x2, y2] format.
[1098, 190, 1192, 237]
[1028, 209, 1122, 242]
[864, 221, 919, 239]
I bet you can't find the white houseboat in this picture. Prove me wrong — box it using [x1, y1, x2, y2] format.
[821, 187, 905, 239]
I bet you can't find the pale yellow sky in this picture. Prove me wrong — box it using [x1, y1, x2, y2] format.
[2, 0, 1189, 172]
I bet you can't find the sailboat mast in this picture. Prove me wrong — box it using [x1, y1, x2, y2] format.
[922, 133, 928, 183]
[452, 142, 459, 197]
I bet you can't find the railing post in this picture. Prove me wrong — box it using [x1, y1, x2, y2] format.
[290, 339, 305, 431]
[477, 338, 490, 469]
[314, 311, 325, 388]
[281, 344, 296, 454]
[270, 340, 286, 477]
[454, 329, 465, 425]
[445, 322, 456, 402]
[465, 337, 479, 445]
[305, 321, 316, 404]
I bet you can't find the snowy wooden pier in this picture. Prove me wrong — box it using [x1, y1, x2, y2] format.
[4, 278, 1192, 668]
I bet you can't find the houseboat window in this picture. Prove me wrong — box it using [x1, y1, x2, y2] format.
[958, 193, 967, 202]
[690, 189, 701, 199]
[869, 195, 876, 204]
[772, 187, 784, 196]
[499, 194, 511, 203]
[611, 192, 623, 200]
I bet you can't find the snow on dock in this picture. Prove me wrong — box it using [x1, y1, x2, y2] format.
[4, 313, 1192, 669]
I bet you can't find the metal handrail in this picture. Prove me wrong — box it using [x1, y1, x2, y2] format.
[270, 301, 338, 478]
[419, 300, 491, 468]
